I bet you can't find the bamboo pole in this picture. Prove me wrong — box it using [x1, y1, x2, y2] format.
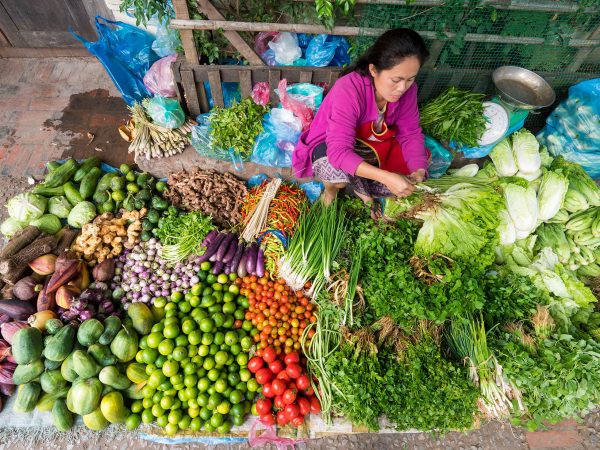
[172, 0, 199, 64]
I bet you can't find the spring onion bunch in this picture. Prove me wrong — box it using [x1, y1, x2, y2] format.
[279, 201, 347, 297]
[447, 316, 524, 419]
[156, 210, 215, 263]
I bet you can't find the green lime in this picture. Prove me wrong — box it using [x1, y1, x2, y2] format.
[216, 274, 228, 284]
[201, 333, 214, 346]
[158, 339, 175, 356]
[240, 336, 253, 351]
[126, 170, 136, 182]
[224, 331, 239, 346]
[242, 321, 253, 332]
[170, 373, 184, 387]
[141, 385, 155, 399]
[214, 379, 227, 394]
[171, 291, 184, 303]
[207, 368, 221, 382]
[188, 400, 199, 412]
[200, 407, 212, 421]
[217, 421, 232, 435]
[207, 393, 222, 410]
[212, 283, 223, 292]
[184, 373, 198, 387]
[229, 389, 244, 404]
[197, 392, 210, 408]
[216, 401, 230, 415]
[163, 323, 180, 339]
[165, 423, 178, 436]
[141, 408, 154, 424]
[190, 283, 203, 296]
[155, 414, 168, 428]
[232, 415, 245, 426]
[202, 357, 215, 371]
[152, 403, 165, 418]
[173, 346, 188, 361]
[239, 369, 251, 383]
[214, 351, 228, 367]
[131, 400, 144, 414]
[199, 318, 215, 333]
[210, 413, 224, 428]
[227, 372, 241, 387]
[119, 163, 132, 174]
[141, 348, 158, 365]
[179, 301, 192, 313]
[229, 344, 241, 356]
[155, 355, 167, 369]
[234, 309, 245, 321]
[190, 417, 202, 431]
[162, 360, 179, 377]
[160, 396, 175, 410]
[223, 315, 235, 329]
[212, 313, 225, 328]
[148, 370, 166, 389]
[168, 409, 183, 425]
[246, 378, 259, 393]
[189, 295, 201, 308]
[183, 362, 197, 375]
[235, 381, 247, 393]
[230, 403, 245, 418]
[178, 415, 192, 430]
[185, 386, 198, 401]
[206, 274, 217, 284]
[223, 292, 235, 303]
[209, 344, 219, 356]
[222, 302, 236, 315]
[135, 350, 144, 364]
[198, 344, 209, 357]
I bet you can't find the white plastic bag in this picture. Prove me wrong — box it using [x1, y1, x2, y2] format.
[268, 32, 302, 65]
[143, 54, 177, 98]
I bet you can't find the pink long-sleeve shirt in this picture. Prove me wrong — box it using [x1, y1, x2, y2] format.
[292, 72, 428, 178]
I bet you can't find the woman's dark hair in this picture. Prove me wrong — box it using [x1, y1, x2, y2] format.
[343, 28, 429, 76]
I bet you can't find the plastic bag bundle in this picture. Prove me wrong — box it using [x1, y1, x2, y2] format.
[283, 83, 324, 111]
[255, 31, 278, 56]
[251, 108, 303, 168]
[305, 34, 348, 67]
[203, 82, 241, 109]
[191, 114, 245, 170]
[538, 79, 600, 178]
[151, 20, 181, 57]
[252, 82, 270, 106]
[72, 16, 159, 105]
[426, 135, 453, 178]
[145, 96, 185, 129]
[268, 32, 302, 65]
[277, 79, 314, 131]
[143, 54, 177, 97]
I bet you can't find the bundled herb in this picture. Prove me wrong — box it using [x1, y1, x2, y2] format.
[420, 87, 487, 147]
[156, 210, 215, 263]
[447, 316, 524, 420]
[209, 98, 269, 161]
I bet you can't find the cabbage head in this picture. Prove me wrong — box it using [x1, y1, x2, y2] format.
[497, 210, 516, 246]
[504, 184, 538, 232]
[537, 171, 569, 222]
[0, 217, 26, 238]
[6, 192, 46, 223]
[48, 196, 72, 219]
[512, 129, 541, 174]
[489, 138, 517, 177]
[31, 214, 62, 235]
[67, 201, 97, 228]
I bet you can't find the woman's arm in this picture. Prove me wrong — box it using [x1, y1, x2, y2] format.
[355, 162, 415, 197]
[394, 84, 429, 176]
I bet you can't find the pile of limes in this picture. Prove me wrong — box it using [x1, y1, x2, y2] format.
[134, 266, 257, 435]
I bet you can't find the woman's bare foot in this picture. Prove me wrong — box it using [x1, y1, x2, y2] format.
[354, 192, 382, 220]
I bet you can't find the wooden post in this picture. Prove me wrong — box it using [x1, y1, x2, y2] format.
[172, 0, 199, 64]
[196, 0, 265, 65]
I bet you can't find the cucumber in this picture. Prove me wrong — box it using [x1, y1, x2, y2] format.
[43, 159, 79, 188]
[63, 182, 84, 206]
[80, 167, 103, 200]
[46, 161, 62, 172]
[32, 185, 65, 197]
[73, 157, 101, 182]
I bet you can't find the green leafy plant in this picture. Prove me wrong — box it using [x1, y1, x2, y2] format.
[119, 0, 173, 26]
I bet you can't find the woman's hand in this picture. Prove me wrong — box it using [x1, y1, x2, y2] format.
[407, 169, 426, 184]
[382, 172, 414, 197]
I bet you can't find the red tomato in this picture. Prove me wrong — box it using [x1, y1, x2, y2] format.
[256, 398, 272, 415]
[276, 371, 291, 382]
[248, 357, 264, 374]
[282, 388, 297, 405]
[304, 386, 314, 396]
[291, 414, 305, 427]
[284, 403, 300, 421]
[271, 379, 287, 396]
[255, 368, 274, 385]
[309, 396, 321, 414]
[269, 359, 284, 375]
[262, 347, 277, 364]
[284, 352, 300, 365]
[276, 410, 288, 426]
[274, 395, 285, 410]
[288, 381, 297, 391]
[296, 375, 310, 391]
[285, 363, 302, 379]
[297, 397, 310, 416]
[260, 413, 276, 426]
[262, 382, 275, 398]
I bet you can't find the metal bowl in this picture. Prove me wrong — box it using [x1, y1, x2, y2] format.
[492, 66, 556, 110]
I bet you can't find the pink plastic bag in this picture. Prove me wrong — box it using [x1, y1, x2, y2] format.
[255, 32, 278, 56]
[252, 82, 270, 106]
[248, 418, 304, 450]
[277, 79, 314, 131]
[143, 54, 177, 98]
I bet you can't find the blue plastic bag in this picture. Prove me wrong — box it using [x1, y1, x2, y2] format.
[306, 35, 349, 67]
[152, 20, 181, 57]
[145, 96, 185, 129]
[538, 78, 600, 178]
[191, 113, 244, 171]
[203, 82, 242, 109]
[251, 108, 302, 168]
[72, 17, 158, 105]
[426, 135, 453, 178]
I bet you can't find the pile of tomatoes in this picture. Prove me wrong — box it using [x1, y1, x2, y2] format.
[248, 348, 320, 427]
[237, 274, 316, 356]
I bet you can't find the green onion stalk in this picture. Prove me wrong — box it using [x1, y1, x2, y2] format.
[447, 316, 524, 420]
[279, 200, 347, 298]
[158, 211, 215, 263]
[343, 242, 364, 328]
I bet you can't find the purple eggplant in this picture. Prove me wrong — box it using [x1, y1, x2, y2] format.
[222, 236, 239, 264]
[201, 229, 219, 248]
[212, 261, 224, 275]
[230, 244, 245, 273]
[224, 264, 232, 275]
[199, 232, 226, 263]
[237, 249, 248, 278]
[256, 248, 265, 278]
[246, 243, 258, 275]
[216, 234, 235, 262]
